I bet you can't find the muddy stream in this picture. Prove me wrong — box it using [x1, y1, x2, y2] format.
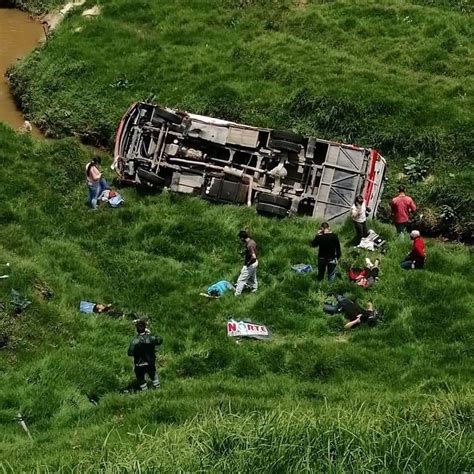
[0, 8, 44, 137]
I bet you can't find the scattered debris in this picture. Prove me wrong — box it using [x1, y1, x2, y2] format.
[0, 263, 11, 279]
[356, 230, 386, 252]
[18, 121, 32, 134]
[99, 189, 124, 208]
[291, 263, 313, 274]
[11, 290, 31, 314]
[227, 319, 272, 341]
[34, 280, 54, 300]
[82, 5, 101, 17]
[87, 394, 99, 406]
[109, 78, 132, 90]
[15, 414, 32, 439]
[40, 0, 86, 33]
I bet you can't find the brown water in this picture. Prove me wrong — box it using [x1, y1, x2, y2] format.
[0, 8, 44, 136]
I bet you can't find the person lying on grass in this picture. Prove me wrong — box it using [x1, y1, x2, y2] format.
[348, 257, 380, 288]
[323, 294, 379, 329]
[207, 280, 235, 297]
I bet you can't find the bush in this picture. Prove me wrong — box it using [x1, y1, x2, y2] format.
[404, 154, 433, 183]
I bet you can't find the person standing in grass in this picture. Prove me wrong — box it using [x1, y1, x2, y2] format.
[400, 230, 426, 270]
[85, 157, 108, 209]
[311, 222, 341, 283]
[235, 230, 258, 296]
[128, 319, 162, 391]
[391, 186, 417, 235]
[351, 194, 369, 242]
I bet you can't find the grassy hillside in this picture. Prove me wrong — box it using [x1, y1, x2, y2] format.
[8, 0, 474, 240]
[0, 124, 473, 471]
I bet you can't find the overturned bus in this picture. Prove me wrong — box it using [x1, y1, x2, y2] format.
[114, 102, 386, 222]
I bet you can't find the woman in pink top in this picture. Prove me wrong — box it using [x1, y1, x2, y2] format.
[86, 157, 108, 209]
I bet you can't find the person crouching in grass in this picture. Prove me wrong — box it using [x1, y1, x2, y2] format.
[128, 319, 163, 391]
[400, 230, 426, 270]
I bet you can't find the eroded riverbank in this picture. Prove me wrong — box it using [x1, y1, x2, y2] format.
[0, 7, 43, 136]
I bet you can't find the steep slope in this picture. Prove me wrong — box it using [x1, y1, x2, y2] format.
[0, 125, 472, 470]
[7, 0, 474, 239]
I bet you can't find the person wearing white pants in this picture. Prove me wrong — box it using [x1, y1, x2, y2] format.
[235, 230, 258, 296]
[235, 261, 258, 295]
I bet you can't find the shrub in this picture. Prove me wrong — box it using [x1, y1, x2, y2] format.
[404, 154, 433, 183]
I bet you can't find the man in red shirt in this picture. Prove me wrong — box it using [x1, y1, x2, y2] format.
[400, 230, 426, 270]
[390, 186, 417, 234]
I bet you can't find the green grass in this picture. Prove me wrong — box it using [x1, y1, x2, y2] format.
[7, 0, 474, 240]
[1, 0, 473, 469]
[10, 0, 65, 14]
[0, 124, 472, 471]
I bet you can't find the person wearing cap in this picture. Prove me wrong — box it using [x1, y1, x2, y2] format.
[311, 222, 342, 283]
[400, 230, 426, 270]
[390, 186, 417, 235]
[235, 230, 258, 296]
[128, 319, 163, 391]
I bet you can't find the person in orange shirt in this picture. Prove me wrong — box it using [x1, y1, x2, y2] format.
[390, 186, 417, 235]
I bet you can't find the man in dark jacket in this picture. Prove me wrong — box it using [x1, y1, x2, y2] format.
[311, 222, 341, 282]
[128, 319, 163, 391]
